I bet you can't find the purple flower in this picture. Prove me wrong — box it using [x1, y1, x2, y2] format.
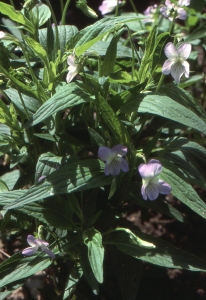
[143, 4, 158, 23]
[162, 42, 191, 83]
[22, 235, 55, 258]
[138, 159, 171, 201]
[160, 0, 190, 21]
[98, 144, 129, 176]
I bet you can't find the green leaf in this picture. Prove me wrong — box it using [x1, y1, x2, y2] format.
[4, 88, 39, 117]
[83, 227, 104, 283]
[63, 264, 83, 299]
[0, 180, 9, 192]
[160, 84, 206, 120]
[88, 127, 105, 146]
[98, 95, 129, 144]
[121, 93, 206, 135]
[107, 230, 206, 271]
[87, 40, 134, 58]
[35, 152, 62, 183]
[25, 83, 93, 128]
[24, 36, 49, 70]
[159, 158, 206, 220]
[0, 253, 52, 289]
[0, 2, 34, 33]
[0, 134, 13, 155]
[0, 170, 21, 191]
[129, 183, 186, 223]
[17, 196, 78, 229]
[102, 28, 124, 76]
[39, 25, 78, 60]
[30, 3, 51, 27]
[79, 246, 99, 295]
[0, 282, 24, 300]
[4, 159, 112, 209]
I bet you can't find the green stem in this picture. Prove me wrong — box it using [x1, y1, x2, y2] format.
[115, 0, 119, 17]
[61, 0, 71, 25]
[60, 0, 64, 16]
[44, 0, 59, 51]
[9, 0, 14, 7]
[156, 73, 165, 92]
[129, 0, 143, 29]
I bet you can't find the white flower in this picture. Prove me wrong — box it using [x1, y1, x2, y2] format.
[162, 42, 191, 83]
[66, 54, 80, 83]
[22, 235, 55, 258]
[98, 0, 124, 15]
[0, 31, 5, 39]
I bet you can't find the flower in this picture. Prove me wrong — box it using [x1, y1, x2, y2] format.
[98, 0, 124, 15]
[162, 42, 191, 83]
[22, 235, 55, 258]
[138, 159, 171, 201]
[66, 54, 80, 83]
[0, 31, 5, 39]
[98, 144, 129, 176]
[160, 0, 190, 20]
[143, 5, 158, 23]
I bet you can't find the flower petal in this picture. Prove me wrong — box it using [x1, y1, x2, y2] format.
[165, 0, 173, 7]
[0, 31, 5, 38]
[67, 55, 76, 68]
[40, 244, 55, 259]
[177, 43, 191, 59]
[112, 144, 127, 156]
[145, 181, 159, 200]
[162, 59, 173, 75]
[98, 147, 112, 161]
[120, 158, 129, 172]
[164, 42, 178, 59]
[158, 180, 172, 195]
[178, 0, 190, 6]
[66, 68, 78, 83]
[35, 238, 49, 246]
[105, 159, 121, 176]
[27, 235, 37, 246]
[138, 159, 162, 179]
[177, 7, 187, 20]
[182, 61, 190, 77]
[170, 62, 185, 83]
[141, 184, 147, 200]
[22, 246, 38, 256]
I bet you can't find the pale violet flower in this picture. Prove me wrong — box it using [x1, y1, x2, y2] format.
[98, 144, 129, 176]
[98, 0, 124, 15]
[66, 54, 80, 83]
[160, 0, 190, 20]
[162, 42, 191, 83]
[0, 31, 5, 39]
[143, 4, 158, 23]
[138, 159, 171, 201]
[22, 235, 55, 258]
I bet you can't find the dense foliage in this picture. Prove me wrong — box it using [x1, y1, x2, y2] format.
[0, 0, 206, 299]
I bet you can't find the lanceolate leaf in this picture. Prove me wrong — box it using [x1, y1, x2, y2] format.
[121, 93, 206, 135]
[4, 159, 112, 209]
[106, 231, 206, 271]
[25, 83, 93, 128]
[0, 2, 34, 33]
[98, 95, 129, 144]
[84, 227, 104, 283]
[0, 253, 52, 289]
[159, 158, 206, 220]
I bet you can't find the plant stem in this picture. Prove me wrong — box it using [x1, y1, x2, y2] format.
[61, 0, 71, 25]
[115, 0, 119, 17]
